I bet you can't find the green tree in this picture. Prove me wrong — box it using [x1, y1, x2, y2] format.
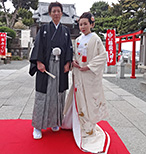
[0, 26, 16, 47]
[93, 17, 105, 40]
[118, 0, 146, 34]
[108, 3, 122, 17]
[18, 8, 34, 26]
[0, 0, 38, 28]
[90, 1, 109, 18]
[90, 1, 120, 40]
[0, 11, 6, 26]
[0, 0, 10, 26]
[90, 0, 146, 38]
[136, 0, 146, 29]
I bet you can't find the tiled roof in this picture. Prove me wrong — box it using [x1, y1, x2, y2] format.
[32, 2, 79, 24]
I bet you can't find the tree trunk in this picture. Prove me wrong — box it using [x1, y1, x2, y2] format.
[1, 1, 10, 27]
[9, 7, 20, 29]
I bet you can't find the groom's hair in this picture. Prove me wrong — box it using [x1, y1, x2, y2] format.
[48, 2, 63, 13]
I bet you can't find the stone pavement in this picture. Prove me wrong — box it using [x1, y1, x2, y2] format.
[0, 61, 146, 154]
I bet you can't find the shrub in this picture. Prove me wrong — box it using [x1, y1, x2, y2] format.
[11, 56, 22, 61]
[0, 26, 16, 48]
[0, 26, 16, 38]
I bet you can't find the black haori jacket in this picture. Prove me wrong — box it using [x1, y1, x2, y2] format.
[29, 21, 73, 93]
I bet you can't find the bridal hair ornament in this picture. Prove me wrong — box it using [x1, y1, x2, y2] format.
[91, 16, 95, 22]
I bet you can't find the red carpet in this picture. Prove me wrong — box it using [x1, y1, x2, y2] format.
[0, 120, 130, 154]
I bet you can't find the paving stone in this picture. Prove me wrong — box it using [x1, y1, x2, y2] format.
[122, 95, 146, 109]
[2, 82, 22, 90]
[2, 73, 19, 81]
[113, 127, 146, 154]
[110, 88, 133, 96]
[109, 100, 146, 136]
[0, 98, 7, 107]
[0, 89, 16, 99]
[0, 61, 146, 154]
[104, 91, 124, 101]
[4, 97, 28, 106]
[103, 79, 120, 89]
[29, 89, 35, 99]
[22, 99, 34, 114]
[105, 102, 133, 128]
[122, 95, 146, 114]
[103, 86, 109, 91]
[0, 106, 24, 119]
[20, 114, 32, 119]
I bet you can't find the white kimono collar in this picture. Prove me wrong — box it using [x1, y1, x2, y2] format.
[52, 21, 60, 29]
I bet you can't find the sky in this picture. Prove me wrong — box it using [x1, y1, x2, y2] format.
[39, 0, 119, 16]
[4, 0, 140, 51]
[5, 0, 119, 16]
[38, 0, 140, 51]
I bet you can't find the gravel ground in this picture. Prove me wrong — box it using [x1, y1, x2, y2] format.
[104, 63, 146, 102]
[104, 76, 146, 102]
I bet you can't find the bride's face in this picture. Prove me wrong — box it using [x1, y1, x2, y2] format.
[79, 18, 92, 35]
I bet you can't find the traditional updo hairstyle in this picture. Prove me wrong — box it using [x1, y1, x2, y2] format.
[79, 12, 95, 24]
[48, 2, 63, 13]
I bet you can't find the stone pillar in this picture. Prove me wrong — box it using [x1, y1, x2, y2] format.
[140, 72, 146, 91]
[144, 35, 146, 66]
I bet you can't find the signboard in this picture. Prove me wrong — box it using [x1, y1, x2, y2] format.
[106, 29, 116, 66]
[21, 30, 30, 48]
[0, 32, 7, 56]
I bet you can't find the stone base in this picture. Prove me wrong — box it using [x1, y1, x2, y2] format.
[140, 81, 146, 92]
[138, 65, 146, 73]
[143, 73, 146, 80]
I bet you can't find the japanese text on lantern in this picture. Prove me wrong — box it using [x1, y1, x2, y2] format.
[106, 29, 116, 66]
[0, 33, 6, 56]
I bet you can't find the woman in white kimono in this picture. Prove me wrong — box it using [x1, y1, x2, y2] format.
[62, 12, 110, 153]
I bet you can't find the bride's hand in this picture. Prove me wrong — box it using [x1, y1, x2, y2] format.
[79, 66, 90, 71]
[72, 60, 80, 69]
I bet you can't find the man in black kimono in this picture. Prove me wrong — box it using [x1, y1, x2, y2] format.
[29, 2, 73, 139]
